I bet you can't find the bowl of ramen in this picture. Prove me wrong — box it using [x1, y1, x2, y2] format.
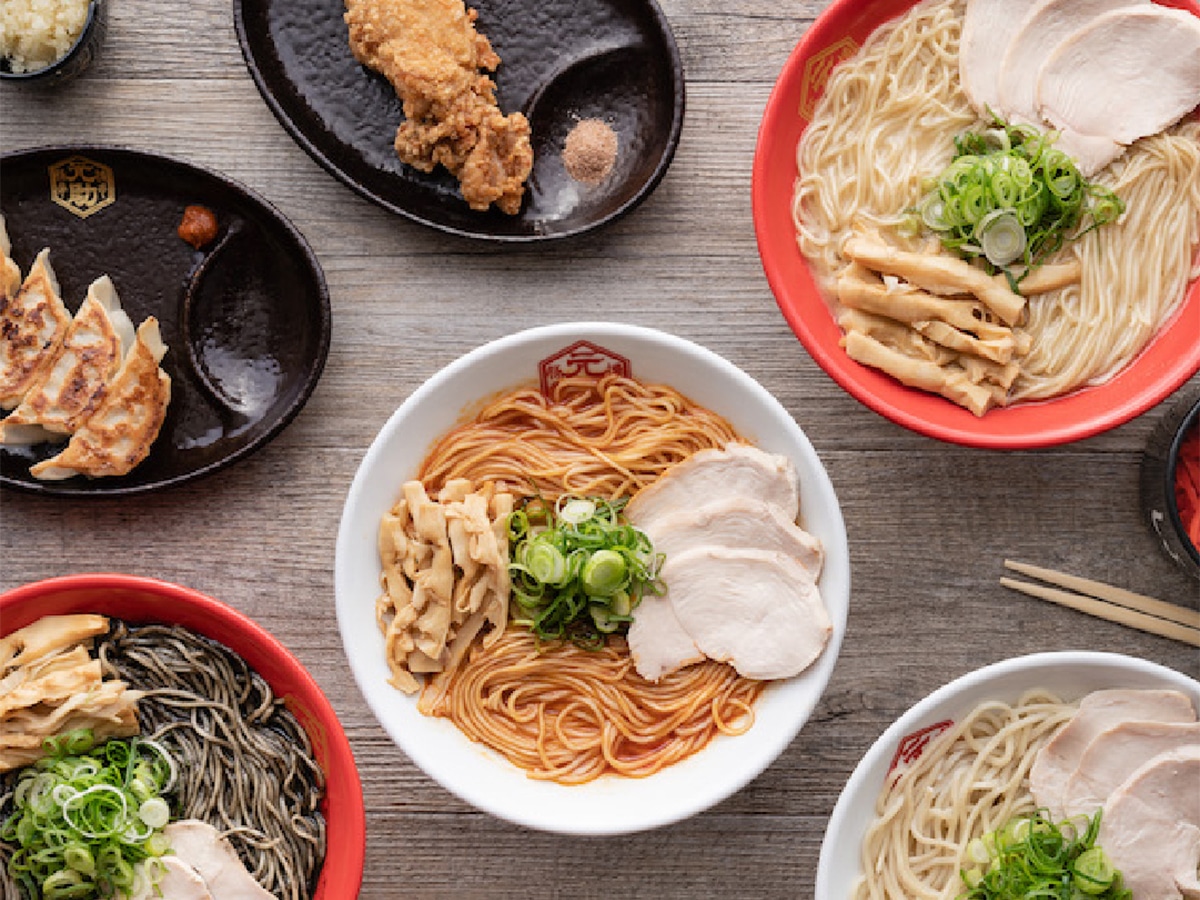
[817, 651, 1200, 899]
[753, 0, 1200, 448]
[335, 322, 850, 835]
[0, 573, 364, 900]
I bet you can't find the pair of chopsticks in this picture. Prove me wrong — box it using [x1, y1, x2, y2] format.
[1001, 559, 1200, 648]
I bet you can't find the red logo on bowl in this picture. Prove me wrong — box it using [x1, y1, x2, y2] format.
[888, 719, 953, 774]
[539, 341, 631, 396]
[799, 37, 859, 121]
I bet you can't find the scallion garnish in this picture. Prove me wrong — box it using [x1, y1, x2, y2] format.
[508, 494, 664, 647]
[1, 731, 175, 900]
[958, 809, 1131, 899]
[919, 116, 1125, 290]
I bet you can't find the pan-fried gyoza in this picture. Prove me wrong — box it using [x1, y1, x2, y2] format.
[0, 221, 172, 480]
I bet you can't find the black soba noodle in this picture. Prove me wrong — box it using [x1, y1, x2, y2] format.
[98, 622, 327, 900]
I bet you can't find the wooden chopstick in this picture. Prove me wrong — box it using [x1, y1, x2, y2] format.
[1001, 560, 1200, 648]
[1004, 560, 1200, 629]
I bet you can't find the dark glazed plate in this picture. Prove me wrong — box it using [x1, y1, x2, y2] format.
[233, 0, 684, 241]
[1, 146, 331, 497]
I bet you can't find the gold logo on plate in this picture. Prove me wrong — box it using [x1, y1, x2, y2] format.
[48, 155, 115, 219]
[799, 36, 859, 122]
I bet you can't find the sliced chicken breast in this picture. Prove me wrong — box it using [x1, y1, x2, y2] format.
[958, 0, 1044, 117]
[624, 443, 800, 529]
[1029, 688, 1197, 818]
[163, 820, 275, 899]
[1099, 745, 1200, 900]
[130, 856, 214, 900]
[996, 0, 1149, 126]
[640, 496, 823, 577]
[1060, 720, 1200, 819]
[662, 546, 832, 681]
[627, 593, 705, 682]
[1036, 5, 1200, 175]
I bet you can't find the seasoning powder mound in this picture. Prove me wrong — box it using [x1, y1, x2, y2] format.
[563, 119, 618, 185]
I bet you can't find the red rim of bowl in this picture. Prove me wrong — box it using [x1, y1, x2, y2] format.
[751, 0, 1200, 449]
[0, 573, 365, 900]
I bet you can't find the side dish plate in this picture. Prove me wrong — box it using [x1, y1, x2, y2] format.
[233, 0, 684, 241]
[752, 0, 1200, 449]
[0, 146, 331, 496]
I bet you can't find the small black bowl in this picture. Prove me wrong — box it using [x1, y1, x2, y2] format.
[1140, 386, 1200, 581]
[0, 0, 106, 87]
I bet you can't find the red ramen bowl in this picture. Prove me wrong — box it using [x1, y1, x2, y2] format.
[0, 573, 365, 900]
[752, 0, 1200, 448]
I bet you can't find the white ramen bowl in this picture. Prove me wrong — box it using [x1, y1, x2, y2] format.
[335, 322, 851, 835]
[816, 651, 1200, 897]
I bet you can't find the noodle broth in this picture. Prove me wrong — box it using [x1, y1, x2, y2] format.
[336, 323, 850, 834]
[753, 0, 1200, 447]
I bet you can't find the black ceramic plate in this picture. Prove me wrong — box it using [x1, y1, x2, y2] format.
[1, 146, 331, 497]
[233, 0, 684, 240]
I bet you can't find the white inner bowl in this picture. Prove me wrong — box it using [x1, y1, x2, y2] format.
[334, 322, 851, 834]
[816, 651, 1200, 897]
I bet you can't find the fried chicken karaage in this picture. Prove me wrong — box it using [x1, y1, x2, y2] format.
[345, 0, 534, 215]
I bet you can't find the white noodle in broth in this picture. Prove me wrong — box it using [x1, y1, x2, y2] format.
[852, 690, 1075, 899]
[793, 0, 1200, 406]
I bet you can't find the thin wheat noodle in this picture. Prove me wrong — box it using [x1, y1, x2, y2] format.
[1015, 123, 1200, 399]
[420, 374, 739, 502]
[417, 374, 766, 784]
[429, 630, 763, 784]
[793, 0, 1200, 406]
[851, 690, 1076, 899]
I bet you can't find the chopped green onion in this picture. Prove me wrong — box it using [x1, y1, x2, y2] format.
[525, 540, 568, 586]
[137, 797, 170, 830]
[63, 845, 94, 877]
[977, 210, 1026, 266]
[1, 732, 175, 900]
[917, 115, 1124, 290]
[558, 497, 596, 525]
[965, 837, 989, 865]
[581, 549, 628, 597]
[1074, 847, 1116, 895]
[957, 809, 1130, 900]
[589, 604, 621, 633]
[508, 494, 664, 646]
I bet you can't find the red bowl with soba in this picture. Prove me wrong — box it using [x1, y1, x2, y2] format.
[753, 0, 1200, 448]
[0, 574, 364, 900]
[334, 322, 851, 835]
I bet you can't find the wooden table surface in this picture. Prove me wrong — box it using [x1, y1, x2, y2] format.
[3, 1, 1198, 897]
